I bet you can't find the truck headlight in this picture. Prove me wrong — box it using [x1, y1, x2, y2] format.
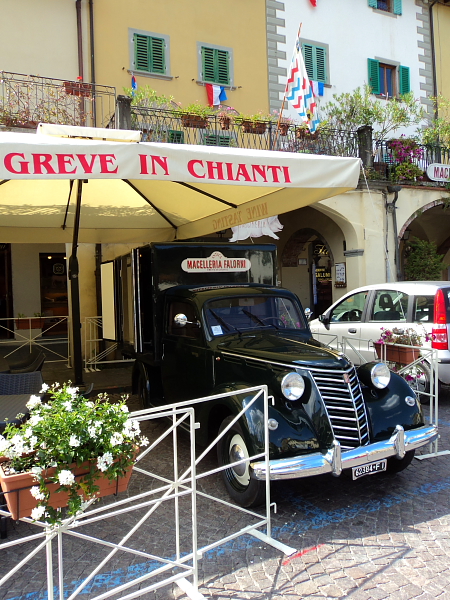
[281, 372, 305, 400]
[357, 362, 391, 390]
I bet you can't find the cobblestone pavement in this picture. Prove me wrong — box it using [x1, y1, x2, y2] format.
[1, 389, 450, 600]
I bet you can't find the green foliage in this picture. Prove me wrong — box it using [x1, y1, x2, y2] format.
[123, 85, 174, 108]
[404, 238, 447, 281]
[172, 101, 215, 119]
[421, 95, 450, 146]
[322, 85, 425, 139]
[234, 110, 279, 124]
[392, 161, 425, 182]
[0, 383, 148, 525]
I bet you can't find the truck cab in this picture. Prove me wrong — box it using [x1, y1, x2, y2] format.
[102, 243, 437, 507]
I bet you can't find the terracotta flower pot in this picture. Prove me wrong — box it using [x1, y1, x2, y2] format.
[0, 457, 134, 520]
[277, 123, 290, 136]
[63, 81, 93, 98]
[15, 318, 44, 329]
[180, 114, 209, 128]
[219, 116, 231, 130]
[241, 120, 267, 135]
[374, 342, 419, 365]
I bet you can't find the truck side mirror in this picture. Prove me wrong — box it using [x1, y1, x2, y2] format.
[319, 314, 330, 330]
[174, 313, 188, 327]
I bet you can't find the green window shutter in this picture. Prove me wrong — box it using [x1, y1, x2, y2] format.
[399, 65, 410, 94]
[150, 37, 165, 74]
[204, 133, 231, 147]
[368, 58, 380, 95]
[368, 0, 377, 7]
[134, 34, 150, 71]
[202, 47, 230, 85]
[168, 130, 184, 144]
[393, 0, 402, 15]
[134, 34, 165, 74]
[302, 44, 327, 83]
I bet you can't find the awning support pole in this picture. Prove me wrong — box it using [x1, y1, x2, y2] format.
[69, 179, 84, 385]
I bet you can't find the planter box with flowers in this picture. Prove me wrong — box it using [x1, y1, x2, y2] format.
[173, 102, 214, 129]
[373, 327, 430, 365]
[234, 111, 277, 135]
[0, 383, 148, 524]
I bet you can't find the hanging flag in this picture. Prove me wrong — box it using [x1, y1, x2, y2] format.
[285, 37, 320, 132]
[131, 75, 138, 96]
[309, 0, 317, 6]
[219, 87, 228, 102]
[311, 81, 324, 97]
[229, 216, 284, 242]
[205, 84, 222, 106]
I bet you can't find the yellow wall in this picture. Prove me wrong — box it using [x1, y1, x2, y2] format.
[92, 0, 269, 115]
[0, 0, 83, 80]
[434, 4, 450, 99]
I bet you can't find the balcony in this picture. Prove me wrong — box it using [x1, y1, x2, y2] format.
[0, 71, 116, 130]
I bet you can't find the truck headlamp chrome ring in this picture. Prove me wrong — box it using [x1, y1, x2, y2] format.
[371, 362, 391, 389]
[281, 372, 305, 400]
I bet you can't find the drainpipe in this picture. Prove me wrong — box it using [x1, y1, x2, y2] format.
[75, 0, 84, 80]
[88, 0, 97, 126]
[386, 185, 402, 281]
[429, 0, 438, 120]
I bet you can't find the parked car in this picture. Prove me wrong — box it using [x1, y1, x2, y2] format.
[309, 281, 450, 394]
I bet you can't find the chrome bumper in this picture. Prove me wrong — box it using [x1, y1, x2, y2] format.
[251, 424, 438, 481]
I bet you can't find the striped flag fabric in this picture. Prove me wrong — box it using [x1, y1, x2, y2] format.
[285, 38, 320, 132]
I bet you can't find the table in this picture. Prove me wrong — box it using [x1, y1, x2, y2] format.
[0, 395, 31, 433]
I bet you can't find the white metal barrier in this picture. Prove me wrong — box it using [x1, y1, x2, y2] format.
[0, 316, 70, 366]
[84, 316, 133, 372]
[0, 386, 296, 600]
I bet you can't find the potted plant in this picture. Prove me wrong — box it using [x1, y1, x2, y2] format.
[172, 102, 214, 128]
[215, 106, 237, 130]
[277, 116, 294, 136]
[15, 313, 45, 330]
[234, 111, 275, 134]
[391, 161, 425, 183]
[0, 383, 148, 524]
[373, 327, 431, 364]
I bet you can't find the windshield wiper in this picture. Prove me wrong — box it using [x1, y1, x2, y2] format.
[242, 309, 279, 330]
[208, 309, 238, 333]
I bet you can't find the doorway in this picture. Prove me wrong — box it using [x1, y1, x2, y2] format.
[0, 244, 13, 338]
[39, 253, 68, 336]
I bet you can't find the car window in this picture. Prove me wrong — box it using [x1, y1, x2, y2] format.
[413, 295, 434, 323]
[369, 290, 407, 322]
[329, 291, 368, 322]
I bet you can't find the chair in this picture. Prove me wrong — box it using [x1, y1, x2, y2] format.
[0, 372, 44, 395]
[7, 348, 45, 374]
[373, 294, 401, 321]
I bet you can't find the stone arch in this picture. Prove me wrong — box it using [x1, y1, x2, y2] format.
[281, 228, 334, 267]
[398, 199, 448, 240]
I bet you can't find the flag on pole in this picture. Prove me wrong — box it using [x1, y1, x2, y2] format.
[285, 38, 320, 132]
[131, 75, 138, 96]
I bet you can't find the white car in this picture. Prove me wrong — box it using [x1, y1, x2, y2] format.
[309, 281, 450, 392]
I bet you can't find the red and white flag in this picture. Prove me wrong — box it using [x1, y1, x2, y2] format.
[285, 36, 319, 131]
[205, 84, 222, 107]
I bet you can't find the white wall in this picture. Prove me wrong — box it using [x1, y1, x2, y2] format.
[278, 0, 426, 136]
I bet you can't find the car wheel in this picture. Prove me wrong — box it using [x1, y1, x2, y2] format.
[138, 371, 151, 408]
[386, 450, 415, 473]
[217, 416, 266, 508]
[400, 361, 431, 404]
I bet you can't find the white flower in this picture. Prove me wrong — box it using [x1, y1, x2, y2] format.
[97, 452, 114, 472]
[26, 395, 42, 410]
[28, 436, 38, 450]
[139, 436, 149, 446]
[30, 505, 46, 521]
[29, 415, 43, 426]
[24, 428, 33, 438]
[30, 486, 46, 500]
[69, 435, 81, 447]
[66, 387, 79, 398]
[123, 419, 140, 438]
[63, 401, 73, 411]
[31, 466, 43, 476]
[85, 401, 94, 408]
[120, 405, 129, 413]
[0, 436, 9, 453]
[40, 383, 49, 393]
[88, 426, 97, 439]
[110, 432, 124, 446]
[58, 470, 75, 486]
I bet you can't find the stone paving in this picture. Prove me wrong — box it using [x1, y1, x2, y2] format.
[1, 388, 450, 600]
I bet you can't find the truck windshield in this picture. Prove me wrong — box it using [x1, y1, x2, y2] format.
[205, 295, 306, 336]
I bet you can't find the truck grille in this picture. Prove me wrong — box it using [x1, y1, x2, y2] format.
[309, 365, 370, 450]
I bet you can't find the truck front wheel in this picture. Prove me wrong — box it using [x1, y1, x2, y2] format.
[217, 416, 266, 508]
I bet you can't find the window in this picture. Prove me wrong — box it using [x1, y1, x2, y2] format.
[413, 296, 434, 323]
[302, 42, 328, 84]
[330, 291, 368, 323]
[203, 133, 231, 147]
[129, 29, 170, 77]
[198, 43, 232, 86]
[370, 290, 408, 322]
[168, 130, 184, 144]
[368, 59, 410, 96]
[368, 0, 402, 15]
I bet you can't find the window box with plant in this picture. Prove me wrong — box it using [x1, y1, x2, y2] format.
[374, 327, 431, 364]
[0, 383, 148, 524]
[173, 102, 214, 128]
[15, 313, 45, 330]
[234, 112, 276, 135]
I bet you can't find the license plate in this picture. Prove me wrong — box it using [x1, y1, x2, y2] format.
[352, 459, 387, 480]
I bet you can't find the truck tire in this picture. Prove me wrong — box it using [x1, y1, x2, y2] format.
[217, 416, 266, 508]
[138, 371, 151, 408]
[386, 450, 415, 473]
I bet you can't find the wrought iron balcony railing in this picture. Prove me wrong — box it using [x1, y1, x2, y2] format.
[0, 71, 116, 129]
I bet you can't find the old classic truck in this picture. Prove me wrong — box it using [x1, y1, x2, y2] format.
[102, 242, 437, 507]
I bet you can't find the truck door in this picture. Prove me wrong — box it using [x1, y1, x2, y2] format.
[161, 299, 212, 403]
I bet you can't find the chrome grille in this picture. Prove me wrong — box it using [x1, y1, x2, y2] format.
[309, 365, 370, 450]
